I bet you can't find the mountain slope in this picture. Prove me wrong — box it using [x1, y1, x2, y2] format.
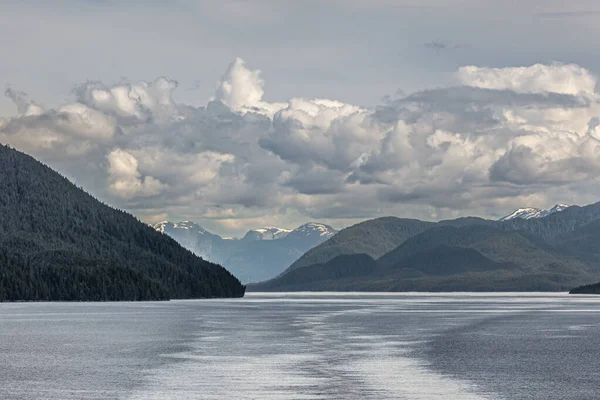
[283, 218, 437, 274]
[250, 227, 594, 292]
[552, 220, 600, 266]
[0, 145, 245, 301]
[377, 225, 586, 274]
[251, 204, 600, 292]
[151, 221, 237, 266]
[497, 202, 600, 241]
[384, 245, 520, 276]
[282, 216, 502, 277]
[253, 254, 377, 291]
[252, 246, 521, 292]
[499, 204, 570, 221]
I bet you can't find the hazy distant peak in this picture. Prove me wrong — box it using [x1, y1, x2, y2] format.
[499, 204, 571, 221]
[549, 203, 570, 213]
[500, 208, 546, 221]
[152, 221, 170, 233]
[152, 221, 211, 235]
[292, 222, 337, 238]
[243, 227, 292, 241]
[152, 220, 336, 241]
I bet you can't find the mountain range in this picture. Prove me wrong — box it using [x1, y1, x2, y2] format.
[152, 221, 337, 283]
[0, 145, 245, 301]
[250, 203, 600, 292]
[6, 140, 596, 300]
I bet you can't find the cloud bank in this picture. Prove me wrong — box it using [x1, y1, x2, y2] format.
[2, 59, 600, 235]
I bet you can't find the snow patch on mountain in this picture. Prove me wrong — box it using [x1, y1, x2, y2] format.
[243, 227, 292, 241]
[153, 221, 338, 242]
[499, 204, 570, 221]
[291, 222, 337, 238]
[153, 221, 170, 233]
[153, 220, 212, 235]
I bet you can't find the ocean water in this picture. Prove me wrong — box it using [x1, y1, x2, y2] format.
[1, 293, 599, 399]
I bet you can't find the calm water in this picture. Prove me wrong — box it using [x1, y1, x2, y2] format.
[1, 293, 599, 399]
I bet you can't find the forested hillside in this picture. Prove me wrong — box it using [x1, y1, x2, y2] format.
[250, 204, 600, 292]
[284, 218, 436, 273]
[0, 145, 245, 301]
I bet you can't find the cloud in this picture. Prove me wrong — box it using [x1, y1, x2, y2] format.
[456, 63, 597, 96]
[425, 41, 448, 52]
[215, 57, 265, 110]
[107, 149, 167, 199]
[282, 165, 346, 195]
[4, 88, 45, 116]
[214, 57, 286, 117]
[260, 98, 369, 171]
[424, 40, 462, 53]
[2, 58, 600, 235]
[74, 77, 179, 122]
[0, 97, 118, 159]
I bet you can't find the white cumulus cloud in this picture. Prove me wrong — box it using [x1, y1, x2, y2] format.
[107, 149, 167, 199]
[3, 58, 600, 235]
[456, 63, 597, 96]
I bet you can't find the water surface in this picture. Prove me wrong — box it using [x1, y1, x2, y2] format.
[1, 293, 599, 399]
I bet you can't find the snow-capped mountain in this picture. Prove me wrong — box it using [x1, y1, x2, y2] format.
[152, 221, 338, 283]
[151, 221, 225, 261]
[287, 223, 337, 239]
[153, 220, 211, 235]
[548, 204, 571, 214]
[499, 204, 570, 221]
[242, 227, 292, 241]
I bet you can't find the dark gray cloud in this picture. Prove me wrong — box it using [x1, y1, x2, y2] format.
[284, 167, 346, 195]
[424, 40, 463, 53]
[489, 145, 600, 185]
[4, 88, 31, 114]
[402, 87, 590, 110]
[424, 40, 449, 52]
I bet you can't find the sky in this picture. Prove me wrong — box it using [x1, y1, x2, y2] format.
[2, 0, 600, 237]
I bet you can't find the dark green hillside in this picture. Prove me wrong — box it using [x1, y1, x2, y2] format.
[252, 254, 377, 291]
[376, 225, 489, 268]
[378, 225, 587, 275]
[251, 246, 522, 292]
[0, 145, 245, 301]
[552, 220, 600, 265]
[385, 245, 520, 276]
[499, 203, 600, 240]
[284, 218, 436, 273]
[250, 193, 600, 292]
[439, 217, 495, 228]
[251, 220, 599, 292]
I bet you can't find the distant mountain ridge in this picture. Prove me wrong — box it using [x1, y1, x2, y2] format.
[153, 221, 337, 283]
[499, 204, 570, 221]
[250, 201, 600, 292]
[242, 227, 292, 241]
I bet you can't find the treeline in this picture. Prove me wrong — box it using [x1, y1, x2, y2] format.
[0, 145, 245, 301]
[570, 282, 600, 294]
